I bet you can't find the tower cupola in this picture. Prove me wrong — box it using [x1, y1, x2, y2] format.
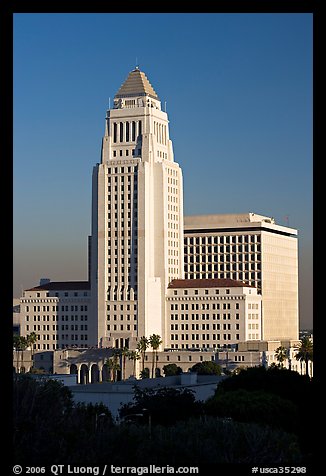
[113, 67, 161, 110]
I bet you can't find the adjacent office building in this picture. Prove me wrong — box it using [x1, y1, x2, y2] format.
[19, 280, 91, 350]
[184, 213, 299, 341]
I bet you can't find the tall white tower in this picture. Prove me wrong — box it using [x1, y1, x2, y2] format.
[90, 68, 184, 348]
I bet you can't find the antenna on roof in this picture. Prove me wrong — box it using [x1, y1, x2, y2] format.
[135, 57, 139, 70]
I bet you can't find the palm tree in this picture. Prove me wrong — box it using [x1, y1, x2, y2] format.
[149, 334, 162, 378]
[13, 336, 28, 373]
[26, 332, 38, 369]
[137, 336, 149, 373]
[274, 346, 288, 368]
[13, 335, 21, 374]
[105, 352, 121, 383]
[120, 346, 129, 380]
[295, 336, 313, 376]
[128, 350, 140, 377]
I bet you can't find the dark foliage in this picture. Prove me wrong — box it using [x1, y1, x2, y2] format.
[190, 360, 222, 375]
[162, 363, 183, 376]
[13, 373, 305, 466]
[13, 375, 114, 465]
[211, 366, 314, 464]
[119, 385, 203, 426]
[205, 389, 298, 434]
[218, 366, 311, 405]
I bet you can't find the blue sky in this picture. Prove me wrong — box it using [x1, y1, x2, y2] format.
[13, 13, 313, 328]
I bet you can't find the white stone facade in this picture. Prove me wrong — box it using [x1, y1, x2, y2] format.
[91, 68, 184, 349]
[184, 213, 299, 341]
[19, 280, 91, 350]
[165, 279, 262, 350]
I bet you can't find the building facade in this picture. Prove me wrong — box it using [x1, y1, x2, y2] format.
[19, 279, 91, 350]
[165, 278, 262, 350]
[184, 213, 299, 341]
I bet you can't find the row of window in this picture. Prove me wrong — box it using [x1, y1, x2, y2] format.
[27, 324, 88, 331]
[113, 121, 141, 143]
[29, 335, 89, 343]
[170, 344, 232, 350]
[248, 314, 260, 319]
[170, 314, 240, 321]
[25, 315, 88, 322]
[185, 265, 261, 273]
[167, 186, 178, 195]
[153, 121, 167, 145]
[171, 323, 240, 330]
[31, 291, 89, 298]
[107, 315, 137, 321]
[157, 150, 168, 159]
[107, 165, 138, 174]
[26, 305, 88, 312]
[171, 302, 239, 310]
[185, 235, 261, 245]
[107, 288, 137, 300]
[30, 343, 90, 350]
[108, 173, 137, 182]
[185, 253, 261, 262]
[107, 303, 137, 311]
[112, 149, 141, 158]
[168, 247, 179, 255]
[107, 324, 137, 331]
[108, 258, 137, 265]
[108, 185, 135, 193]
[170, 334, 241, 341]
[62, 334, 88, 341]
[107, 240, 137, 248]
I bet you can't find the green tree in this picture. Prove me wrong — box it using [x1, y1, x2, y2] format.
[162, 363, 183, 376]
[190, 360, 222, 375]
[128, 350, 140, 377]
[274, 346, 288, 368]
[149, 334, 162, 378]
[137, 336, 149, 372]
[295, 336, 313, 376]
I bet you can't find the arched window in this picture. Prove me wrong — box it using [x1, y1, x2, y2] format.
[113, 123, 117, 143]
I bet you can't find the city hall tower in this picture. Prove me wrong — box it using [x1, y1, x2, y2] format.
[90, 68, 184, 348]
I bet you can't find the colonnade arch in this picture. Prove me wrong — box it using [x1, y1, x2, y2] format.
[69, 361, 113, 384]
